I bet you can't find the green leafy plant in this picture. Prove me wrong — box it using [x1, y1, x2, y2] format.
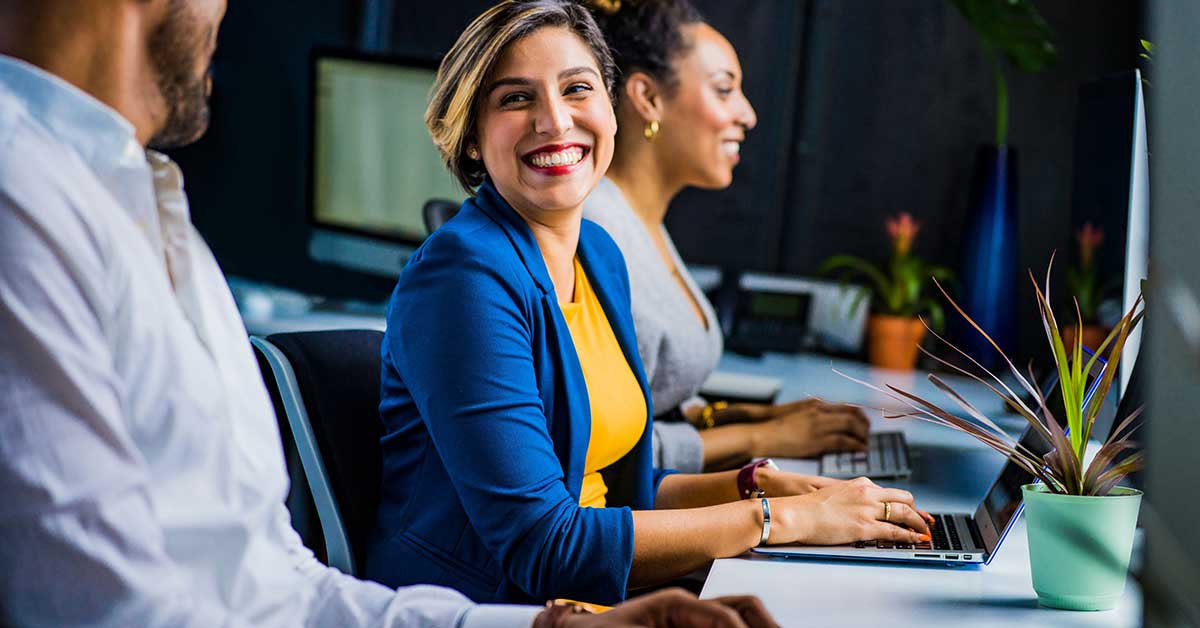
[1139, 38, 1154, 62]
[1138, 38, 1153, 91]
[842, 258, 1144, 496]
[818, 212, 954, 331]
[1065, 221, 1106, 324]
[950, 0, 1057, 145]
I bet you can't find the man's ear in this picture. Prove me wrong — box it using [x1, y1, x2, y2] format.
[622, 71, 665, 123]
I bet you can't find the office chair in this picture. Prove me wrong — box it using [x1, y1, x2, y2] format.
[251, 330, 385, 577]
[422, 198, 460, 234]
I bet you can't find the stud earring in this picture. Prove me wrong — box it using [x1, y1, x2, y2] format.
[467, 146, 480, 160]
[643, 120, 660, 141]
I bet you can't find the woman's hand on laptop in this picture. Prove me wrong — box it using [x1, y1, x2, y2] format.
[767, 477, 933, 546]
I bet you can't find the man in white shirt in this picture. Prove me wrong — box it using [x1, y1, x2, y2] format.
[0, 0, 776, 626]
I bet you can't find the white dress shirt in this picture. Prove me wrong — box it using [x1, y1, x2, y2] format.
[0, 55, 539, 628]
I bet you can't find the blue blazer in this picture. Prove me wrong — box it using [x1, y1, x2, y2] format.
[366, 180, 670, 604]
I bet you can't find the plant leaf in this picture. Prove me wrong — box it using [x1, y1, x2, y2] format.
[927, 374, 1022, 445]
[919, 300, 946, 333]
[820, 255, 894, 313]
[1082, 440, 1139, 495]
[916, 322, 1054, 443]
[836, 367, 1064, 492]
[1081, 301, 1145, 444]
[1089, 452, 1145, 497]
[1106, 404, 1146, 445]
[881, 384, 1055, 482]
[1041, 401, 1082, 495]
[935, 278, 1045, 407]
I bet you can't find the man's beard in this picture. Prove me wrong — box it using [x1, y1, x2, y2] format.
[147, 0, 213, 150]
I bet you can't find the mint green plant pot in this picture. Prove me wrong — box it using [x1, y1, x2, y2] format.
[1022, 483, 1142, 611]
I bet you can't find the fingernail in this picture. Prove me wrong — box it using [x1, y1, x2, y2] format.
[919, 533, 931, 542]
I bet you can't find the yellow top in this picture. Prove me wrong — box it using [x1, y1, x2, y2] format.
[560, 258, 647, 508]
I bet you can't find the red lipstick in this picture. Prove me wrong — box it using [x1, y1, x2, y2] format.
[521, 143, 590, 176]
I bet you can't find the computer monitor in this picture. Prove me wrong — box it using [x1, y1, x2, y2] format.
[1068, 69, 1149, 398]
[308, 49, 465, 278]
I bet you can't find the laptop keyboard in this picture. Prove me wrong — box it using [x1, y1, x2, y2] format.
[929, 514, 962, 551]
[851, 514, 960, 551]
[820, 431, 911, 479]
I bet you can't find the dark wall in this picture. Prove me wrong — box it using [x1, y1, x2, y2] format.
[667, 0, 1142, 363]
[175, 0, 1142, 360]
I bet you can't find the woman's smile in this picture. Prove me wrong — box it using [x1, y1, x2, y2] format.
[522, 142, 591, 175]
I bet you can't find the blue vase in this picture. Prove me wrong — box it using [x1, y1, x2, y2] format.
[957, 145, 1018, 364]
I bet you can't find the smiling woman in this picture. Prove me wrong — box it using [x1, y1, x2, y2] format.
[424, 0, 615, 196]
[368, 0, 931, 606]
[474, 29, 616, 248]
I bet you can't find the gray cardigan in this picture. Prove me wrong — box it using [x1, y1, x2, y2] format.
[583, 177, 724, 473]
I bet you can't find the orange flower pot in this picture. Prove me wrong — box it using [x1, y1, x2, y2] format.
[867, 315, 927, 370]
[1061, 324, 1109, 355]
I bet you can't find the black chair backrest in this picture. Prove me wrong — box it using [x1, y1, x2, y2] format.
[266, 330, 384, 570]
[422, 198, 461, 235]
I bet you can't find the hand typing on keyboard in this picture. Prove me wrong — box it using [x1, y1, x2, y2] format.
[761, 477, 934, 546]
[743, 398, 870, 459]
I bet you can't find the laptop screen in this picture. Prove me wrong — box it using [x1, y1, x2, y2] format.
[974, 425, 1053, 553]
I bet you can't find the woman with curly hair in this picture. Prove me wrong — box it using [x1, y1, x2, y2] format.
[582, 0, 873, 475]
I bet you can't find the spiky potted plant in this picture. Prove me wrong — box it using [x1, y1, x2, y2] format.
[819, 212, 954, 370]
[848, 259, 1144, 611]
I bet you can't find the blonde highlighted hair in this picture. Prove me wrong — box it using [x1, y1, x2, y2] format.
[426, 0, 616, 193]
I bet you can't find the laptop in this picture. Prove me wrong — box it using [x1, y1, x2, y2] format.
[757, 355, 1106, 567]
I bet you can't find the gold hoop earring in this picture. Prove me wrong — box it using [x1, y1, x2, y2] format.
[643, 120, 660, 141]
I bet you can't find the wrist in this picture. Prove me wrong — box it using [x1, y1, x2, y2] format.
[741, 402, 773, 422]
[755, 466, 779, 496]
[736, 458, 779, 499]
[774, 495, 806, 544]
[744, 421, 768, 458]
[742, 498, 766, 551]
[699, 400, 728, 429]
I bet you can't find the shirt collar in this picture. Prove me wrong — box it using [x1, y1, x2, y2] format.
[472, 178, 559, 297]
[0, 54, 145, 173]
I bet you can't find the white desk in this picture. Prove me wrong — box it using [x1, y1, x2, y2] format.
[226, 275, 388, 337]
[717, 352, 1016, 420]
[702, 351, 1142, 627]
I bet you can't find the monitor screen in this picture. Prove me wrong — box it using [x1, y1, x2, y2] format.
[311, 53, 464, 245]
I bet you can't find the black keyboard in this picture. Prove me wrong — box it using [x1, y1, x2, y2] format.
[850, 514, 960, 552]
[820, 431, 912, 479]
[930, 513, 962, 551]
